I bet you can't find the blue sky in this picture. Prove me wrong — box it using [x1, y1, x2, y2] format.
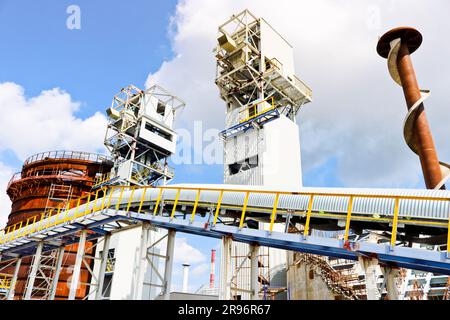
[0, 0, 221, 293]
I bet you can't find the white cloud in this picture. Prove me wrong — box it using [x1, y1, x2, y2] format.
[174, 237, 206, 264]
[147, 0, 450, 188]
[0, 82, 108, 224]
[0, 82, 107, 161]
[0, 162, 14, 227]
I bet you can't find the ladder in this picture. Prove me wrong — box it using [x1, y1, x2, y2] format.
[45, 183, 73, 215]
[297, 254, 359, 300]
[24, 250, 59, 300]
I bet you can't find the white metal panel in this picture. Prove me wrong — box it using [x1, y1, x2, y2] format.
[260, 19, 295, 78]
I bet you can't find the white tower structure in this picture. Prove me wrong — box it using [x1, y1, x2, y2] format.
[90, 84, 185, 300]
[103, 84, 185, 187]
[215, 10, 312, 299]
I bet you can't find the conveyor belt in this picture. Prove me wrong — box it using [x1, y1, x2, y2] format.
[1, 184, 450, 274]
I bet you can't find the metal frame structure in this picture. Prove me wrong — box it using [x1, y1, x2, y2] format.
[104, 84, 185, 187]
[1, 183, 450, 300]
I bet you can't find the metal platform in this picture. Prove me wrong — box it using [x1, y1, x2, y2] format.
[1, 184, 450, 275]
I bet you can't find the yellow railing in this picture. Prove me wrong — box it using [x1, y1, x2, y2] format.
[239, 97, 275, 123]
[0, 273, 12, 291]
[93, 172, 111, 188]
[1, 185, 450, 255]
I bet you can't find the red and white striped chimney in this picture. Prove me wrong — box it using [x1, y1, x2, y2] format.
[210, 249, 216, 288]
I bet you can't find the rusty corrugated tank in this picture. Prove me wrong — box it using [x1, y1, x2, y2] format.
[2, 150, 112, 300]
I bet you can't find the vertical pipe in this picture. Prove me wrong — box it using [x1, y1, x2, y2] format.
[210, 249, 216, 289]
[182, 263, 190, 293]
[6, 257, 22, 300]
[250, 244, 259, 300]
[95, 233, 111, 300]
[24, 242, 43, 300]
[163, 229, 176, 300]
[49, 247, 65, 300]
[69, 230, 87, 300]
[396, 43, 443, 189]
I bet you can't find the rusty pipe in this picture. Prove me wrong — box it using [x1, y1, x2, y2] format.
[377, 27, 446, 190]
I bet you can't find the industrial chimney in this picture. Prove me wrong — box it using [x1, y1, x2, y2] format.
[210, 249, 216, 289]
[182, 263, 190, 293]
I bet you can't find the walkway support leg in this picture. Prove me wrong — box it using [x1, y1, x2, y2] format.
[220, 236, 232, 300]
[49, 247, 65, 300]
[358, 256, 380, 300]
[250, 244, 260, 300]
[135, 222, 151, 300]
[381, 266, 399, 300]
[6, 258, 22, 300]
[95, 233, 111, 300]
[24, 242, 43, 300]
[163, 229, 176, 300]
[69, 230, 87, 300]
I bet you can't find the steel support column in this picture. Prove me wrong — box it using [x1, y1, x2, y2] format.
[162, 229, 176, 300]
[69, 230, 87, 300]
[381, 266, 399, 300]
[135, 222, 151, 300]
[24, 242, 43, 300]
[95, 233, 111, 300]
[49, 247, 65, 300]
[250, 244, 259, 300]
[220, 236, 232, 300]
[6, 258, 22, 300]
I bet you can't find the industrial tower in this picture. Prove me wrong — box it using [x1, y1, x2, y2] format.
[215, 10, 312, 299]
[103, 84, 185, 187]
[90, 84, 185, 300]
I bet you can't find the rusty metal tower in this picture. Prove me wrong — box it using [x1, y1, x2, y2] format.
[377, 27, 450, 190]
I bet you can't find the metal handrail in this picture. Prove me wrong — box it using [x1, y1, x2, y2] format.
[23, 151, 112, 166]
[1, 185, 450, 256]
[239, 97, 275, 123]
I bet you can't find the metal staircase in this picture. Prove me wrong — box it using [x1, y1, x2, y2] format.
[296, 253, 359, 300]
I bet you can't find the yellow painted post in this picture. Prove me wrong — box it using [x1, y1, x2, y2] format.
[126, 186, 136, 212]
[137, 188, 148, 214]
[238, 192, 250, 229]
[46, 210, 53, 229]
[153, 188, 164, 215]
[303, 195, 314, 237]
[16, 221, 22, 239]
[106, 187, 114, 209]
[269, 193, 280, 233]
[391, 198, 400, 247]
[38, 212, 45, 231]
[213, 190, 224, 225]
[190, 189, 201, 222]
[343, 196, 354, 241]
[31, 215, 37, 233]
[115, 187, 125, 211]
[100, 188, 107, 210]
[92, 189, 100, 212]
[84, 193, 92, 216]
[171, 189, 181, 219]
[72, 199, 81, 221]
[54, 207, 61, 226]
